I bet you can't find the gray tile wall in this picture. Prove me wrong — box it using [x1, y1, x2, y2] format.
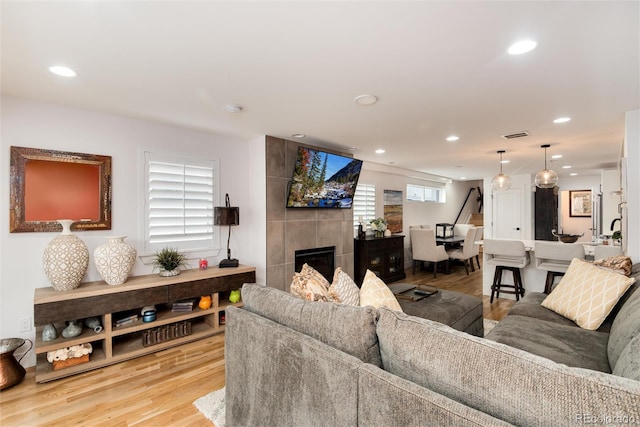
[265, 136, 355, 291]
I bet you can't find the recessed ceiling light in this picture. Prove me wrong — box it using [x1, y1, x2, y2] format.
[225, 104, 243, 113]
[291, 134, 305, 139]
[551, 154, 563, 159]
[508, 39, 538, 55]
[446, 135, 460, 142]
[500, 159, 510, 164]
[49, 65, 77, 77]
[553, 117, 571, 124]
[562, 165, 572, 169]
[570, 173, 578, 176]
[460, 177, 467, 180]
[375, 149, 385, 154]
[354, 94, 378, 106]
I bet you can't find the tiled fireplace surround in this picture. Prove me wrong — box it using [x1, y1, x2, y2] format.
[266, 136, 356, 291]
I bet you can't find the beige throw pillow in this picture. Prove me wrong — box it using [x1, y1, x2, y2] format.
[328, 267, 360, 306]
[359, 269, 403, 312]
[290, 263, 330, 302]
[593, 255, 633, 276]
[541, 258, 635, 330]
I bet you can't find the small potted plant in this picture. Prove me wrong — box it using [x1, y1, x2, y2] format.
[370, 218, 387, 238]
[152, 247, 189, 277]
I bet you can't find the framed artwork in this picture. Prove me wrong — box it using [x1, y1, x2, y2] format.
[10, 146, 112, 232]
[569, 190, 592, 217]
[383, 190, 403, 233]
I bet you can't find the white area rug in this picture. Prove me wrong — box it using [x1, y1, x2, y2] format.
[484, 318, 498, 335]
[193, 386, 225, 427]
[194, 320, 499, 424]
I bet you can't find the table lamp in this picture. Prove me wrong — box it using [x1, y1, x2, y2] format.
[214, 193, 240, 268]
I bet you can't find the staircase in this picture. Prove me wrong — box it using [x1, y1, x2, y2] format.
[469, 213, 484, 227]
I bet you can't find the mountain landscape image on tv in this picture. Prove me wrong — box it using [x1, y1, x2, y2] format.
[286, 146, 363, 208]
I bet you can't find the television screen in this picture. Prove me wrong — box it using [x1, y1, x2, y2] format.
[286, 146, 363, 208]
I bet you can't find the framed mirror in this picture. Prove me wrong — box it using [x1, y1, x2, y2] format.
[10, 146, 112, 232]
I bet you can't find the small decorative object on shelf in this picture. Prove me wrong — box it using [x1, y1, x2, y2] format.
[84, 317, 103, 333]
[141, 306, 156, 323]
[94, 236, 137, 285]
[198, 295, 212, 310]
[142, 321, 191, 347]
[43, 219, 89, 291]
[152, 247, 189, 277]
[42, 324, 58, 342]
[61, 320, 83, 338]
[370, 218, 387, 238]
[214, 194, 240, 268]
[46, 343, 92, 371]
[229, 289, 241, 304]
[199, 258, 209, 270]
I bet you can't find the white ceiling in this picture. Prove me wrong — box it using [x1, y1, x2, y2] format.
[2, 1, 638, 181]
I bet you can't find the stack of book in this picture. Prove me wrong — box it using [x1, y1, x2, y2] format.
[114, 313, 139, 327]
[171, 298, 197, 312]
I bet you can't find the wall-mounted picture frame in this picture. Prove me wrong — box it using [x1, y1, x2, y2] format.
[383, 190, 403, 233]
[569, 190, 592, 217]
[10, 146, 112, 232]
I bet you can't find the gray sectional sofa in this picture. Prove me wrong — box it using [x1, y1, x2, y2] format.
[225, 280, 640, 426]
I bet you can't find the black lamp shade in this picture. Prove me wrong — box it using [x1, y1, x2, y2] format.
[214, 206, 239, 226]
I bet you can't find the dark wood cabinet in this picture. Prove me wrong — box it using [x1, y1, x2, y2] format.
[535, 187, 559, 241]
[354, 235, 406, 285]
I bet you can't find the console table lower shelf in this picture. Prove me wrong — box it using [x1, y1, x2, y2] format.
[33, 265, 255, 382]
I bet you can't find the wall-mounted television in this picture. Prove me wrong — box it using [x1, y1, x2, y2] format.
[286, 146, 363, 208]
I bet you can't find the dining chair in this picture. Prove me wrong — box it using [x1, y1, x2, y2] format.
[534, 241, 585, 293]
[446, 227, 477, 275]
[410, 228, 449, 277]
[472, 226, 484, 270]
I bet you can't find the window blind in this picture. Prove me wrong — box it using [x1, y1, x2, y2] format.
[353, 183, 376, 226]
[146, 154, 217, 251]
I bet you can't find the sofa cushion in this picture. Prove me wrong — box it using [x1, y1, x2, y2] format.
[485, 315, 611, 372]
[328, 267, 359, 306]
[376, 307, 640, 426]
[541, 258, 635, 330]
[225, 306, 361, 427]
[290, 263, 331, 301]
[241, 283, 382, 367]
[613, 333, 640, 381]
[359, 269, 403, 312]
[608, 282, 640, 369]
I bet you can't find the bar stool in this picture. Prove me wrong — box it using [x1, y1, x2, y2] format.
[534, 241, 585, 293]
[594, 245, 623, 260]
[483, 239, 530, 303]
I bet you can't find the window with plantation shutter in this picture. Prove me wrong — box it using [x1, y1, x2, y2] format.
[144, 152, 219, 253]
[353, 183, 376, 230]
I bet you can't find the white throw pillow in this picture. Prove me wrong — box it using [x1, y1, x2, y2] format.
[541, 258, 635, 330]
[328, 267, 360, 306]
[359, 269, 403, 312]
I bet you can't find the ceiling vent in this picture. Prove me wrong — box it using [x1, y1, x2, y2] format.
[501, 131, 530, 140]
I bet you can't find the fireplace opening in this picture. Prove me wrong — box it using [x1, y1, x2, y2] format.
[295, 246, 336, 283]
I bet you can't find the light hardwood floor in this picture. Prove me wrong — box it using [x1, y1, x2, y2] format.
[0, 261, 514, 426]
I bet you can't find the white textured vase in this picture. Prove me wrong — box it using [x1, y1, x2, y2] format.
[94, 236, 137, 285]
[43, 220, 89, 291]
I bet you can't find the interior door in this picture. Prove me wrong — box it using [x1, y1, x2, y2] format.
[493, 187, 524, 239]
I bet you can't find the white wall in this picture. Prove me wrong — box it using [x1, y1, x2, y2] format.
[0, 96, 265, 366]
[624, 109, 640, 260]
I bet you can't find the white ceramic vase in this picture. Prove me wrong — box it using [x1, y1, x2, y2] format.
[43, 220, 89, 291]
[94, 236, 137, 285]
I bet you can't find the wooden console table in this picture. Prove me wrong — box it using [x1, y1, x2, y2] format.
[33, 265, 255, 382]
[354, 236, 406, 285]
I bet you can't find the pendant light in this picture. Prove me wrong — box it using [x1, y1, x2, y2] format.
[534, 144, 559, 188]
[491, 150, 511, 191]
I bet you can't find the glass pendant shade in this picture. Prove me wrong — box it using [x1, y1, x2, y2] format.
[491, 150, 511, 191]
[535, 144, 559, 188]
[491, 173, 512, 191]
[534, 168, 559, 188]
